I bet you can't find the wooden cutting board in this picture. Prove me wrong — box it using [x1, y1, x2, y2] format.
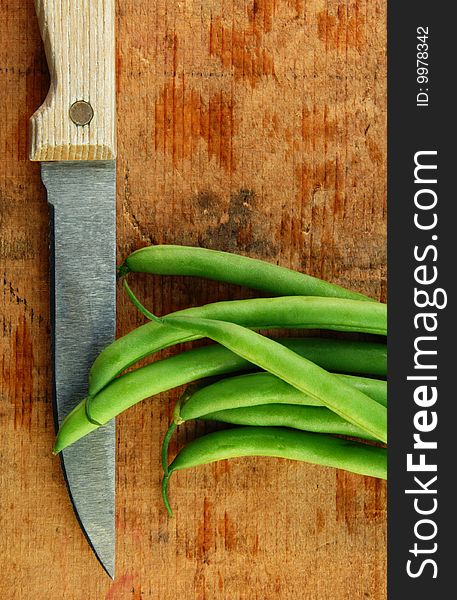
[0, 1, 386, 598]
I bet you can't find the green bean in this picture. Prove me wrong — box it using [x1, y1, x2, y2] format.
[89, 295, 386, 397]
[53, 337, 387, 453]
[163, 372, 386, 472]
[199, 404, 378, 439]
[175, 372, 387, 422]
[160, 316, 387, 442]
[162, 426, 387, 515]
[118, 244, 374, 302]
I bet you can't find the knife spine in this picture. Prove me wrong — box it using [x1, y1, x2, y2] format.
[29, 0, 116, 161]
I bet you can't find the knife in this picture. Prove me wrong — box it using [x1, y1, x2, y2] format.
[29, 1, 117, 578]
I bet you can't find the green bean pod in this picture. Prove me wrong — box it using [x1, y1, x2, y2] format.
[53, 338, 387, 453]
[163, 372, 386, 473]
[162, 426, 387, 515]
[175, 371, 387, 423]
[119, 244, 374, 302]
[89, 296, 386, 397]
[161, 316, 388, 442]
[200, 404, 378, 438]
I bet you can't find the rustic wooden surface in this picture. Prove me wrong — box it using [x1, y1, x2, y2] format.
[0, 1, 386, 598]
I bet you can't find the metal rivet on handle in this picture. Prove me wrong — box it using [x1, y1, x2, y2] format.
[69, 101, 94, 126]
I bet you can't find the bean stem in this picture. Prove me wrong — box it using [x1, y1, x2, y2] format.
[123, 278, 161, 323]
[162, 423, 177, 474]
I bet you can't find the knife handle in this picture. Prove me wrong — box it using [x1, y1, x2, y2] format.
[29, 0, 116, 161]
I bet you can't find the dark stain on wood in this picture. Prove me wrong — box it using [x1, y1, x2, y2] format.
[105, 574, 136, 600]
[0, 239, 36, 261]
[198, 188, 278, 257]
[8, 316, 34, 432]
[196, 497, 214, 563]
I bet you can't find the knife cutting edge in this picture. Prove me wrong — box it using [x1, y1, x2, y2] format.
[29, 0, 117, 578]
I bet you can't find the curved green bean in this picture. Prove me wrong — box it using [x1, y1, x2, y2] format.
[119, 244, 374, 301]
[89, 296, 386, 397]
[160, 316, 387, 442]
[54, 337, 387, 453]
[175, 371, 387, 422]
[162, 426, 387, 515]
[200, 404, 378, 439]
[162, 372, 386, 472]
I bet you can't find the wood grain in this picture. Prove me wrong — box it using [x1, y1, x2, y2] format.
[29, 0, 116, 160]
[1, 0, 386, 598]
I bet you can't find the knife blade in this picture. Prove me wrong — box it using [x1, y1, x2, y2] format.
[29, 1, 117, 578]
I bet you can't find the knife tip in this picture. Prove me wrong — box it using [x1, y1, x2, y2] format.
[105, 565, 115, 580]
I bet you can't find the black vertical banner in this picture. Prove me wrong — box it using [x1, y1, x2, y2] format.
[388, 2, 454, 597]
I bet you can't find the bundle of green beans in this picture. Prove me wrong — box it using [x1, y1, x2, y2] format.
[53, 245, 387, 516]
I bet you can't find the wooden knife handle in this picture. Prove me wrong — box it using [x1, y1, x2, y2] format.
[29, 0, 116, 161]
